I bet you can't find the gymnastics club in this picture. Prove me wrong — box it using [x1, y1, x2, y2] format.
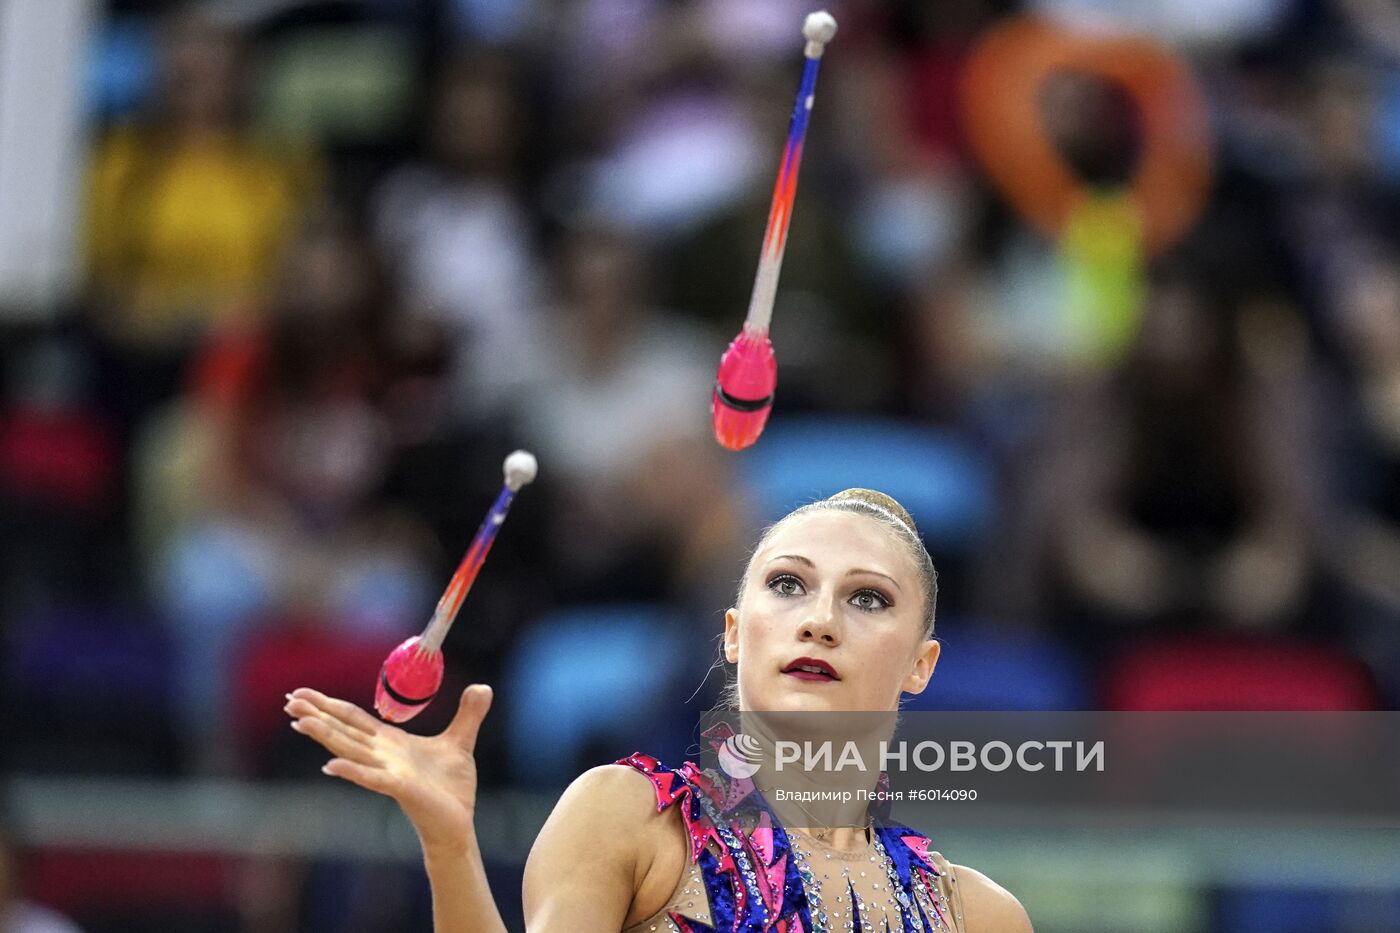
[711, 10, 837, 451]
[375, 450, 538, 723]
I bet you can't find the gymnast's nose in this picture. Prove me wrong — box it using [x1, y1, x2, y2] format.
[799, 596, 842, 647]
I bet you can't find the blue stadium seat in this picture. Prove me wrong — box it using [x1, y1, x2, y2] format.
[503, 604, 700, 786]
[6, 606, 176, 773]
[900, 622, 1090, 711]
[1216, 885, 1400, 933]
[736, 416, 997, 551]
[10, 606, 170, 708]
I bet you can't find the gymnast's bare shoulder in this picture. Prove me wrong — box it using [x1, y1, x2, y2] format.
[518, 764, 1033, 933]
[951, 862, 1034, 933]
[521, 763, 686, 932]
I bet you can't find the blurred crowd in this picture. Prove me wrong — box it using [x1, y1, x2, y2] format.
[3, 0, 1400, 789]
[6, 0, 1400, 928]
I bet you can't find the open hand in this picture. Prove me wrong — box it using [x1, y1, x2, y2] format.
[284, 685, 493, 854]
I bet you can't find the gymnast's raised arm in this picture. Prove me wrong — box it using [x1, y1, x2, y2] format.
[284, 684, 675, 932]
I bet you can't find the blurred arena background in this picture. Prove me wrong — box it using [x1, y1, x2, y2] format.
[1, 0, 1400, 930]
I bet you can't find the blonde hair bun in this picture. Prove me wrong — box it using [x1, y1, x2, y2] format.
[827, 488, 918, 535]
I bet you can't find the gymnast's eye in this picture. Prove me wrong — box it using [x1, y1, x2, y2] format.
[850, 589, 892, 612]
[768, 574, 806, 597]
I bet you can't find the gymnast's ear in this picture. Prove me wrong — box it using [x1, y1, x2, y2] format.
[723, 608, 740, 664]
[902, 638, 941, 695]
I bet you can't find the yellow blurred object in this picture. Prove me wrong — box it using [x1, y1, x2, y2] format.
[1060, 189, 1147, 367]
[84, 126, 321, 347]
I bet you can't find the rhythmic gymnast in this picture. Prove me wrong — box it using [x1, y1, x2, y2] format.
[285, 489, 1032, 932]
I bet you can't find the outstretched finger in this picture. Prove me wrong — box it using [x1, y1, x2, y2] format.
[292, 716, 384, 768]
[444, 684, 493, 752]
[286, 699, 376, 752]
[322, 757, 397, 797]
[289, 687, 380, 737]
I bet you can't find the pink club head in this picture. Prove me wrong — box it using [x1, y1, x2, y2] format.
[712, 329, 777, 451]
[375, 635, 445, 723]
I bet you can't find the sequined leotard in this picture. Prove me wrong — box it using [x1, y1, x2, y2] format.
[616, 749, 967, 933]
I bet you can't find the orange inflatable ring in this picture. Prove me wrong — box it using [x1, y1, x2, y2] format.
[961, 17, 1214, 257]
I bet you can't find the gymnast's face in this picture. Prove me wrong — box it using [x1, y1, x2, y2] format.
[723, 511, 940, 712]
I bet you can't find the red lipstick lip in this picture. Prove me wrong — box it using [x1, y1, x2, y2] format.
[781, 657, 840, 680]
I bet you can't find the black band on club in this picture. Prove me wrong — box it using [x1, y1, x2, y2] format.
[716, 385, 775, 413]
[380, 671, 435, 707]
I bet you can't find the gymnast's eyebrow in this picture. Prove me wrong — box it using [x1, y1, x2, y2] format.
[767, 554, 815, 567]
[848, 568, 901, 592]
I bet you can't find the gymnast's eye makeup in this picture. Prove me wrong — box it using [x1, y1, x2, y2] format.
[849, 588, 892, 612]
[767, 573, 806, 597]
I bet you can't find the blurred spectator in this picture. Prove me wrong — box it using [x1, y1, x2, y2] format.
[146, 215, 439, 770]
[895, 258, 1050, 460]
[83, 7, 320, 417]
[559, 2, 771, 238]
[371, 48, 547, 423]
[551, 0, 814, 110]
[522, 225, 711, 481]
[1337, 0, 1400, 64]
[991, 260, 1316, 636]
[1, 0, 1400, 925]
[518, 224, 745, 608]
[1320, 254, 1400, 673]
[1282, 58, 1400, 360]
[0, 800, 81, 933]
[829, 21, 975, 290]
[1031, 0, 1292, 44]
[449, 0, 541, 44]
[885, 0, 995, 167]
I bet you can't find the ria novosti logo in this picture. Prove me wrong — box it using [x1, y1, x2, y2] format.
[717, 732, 764, 778]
